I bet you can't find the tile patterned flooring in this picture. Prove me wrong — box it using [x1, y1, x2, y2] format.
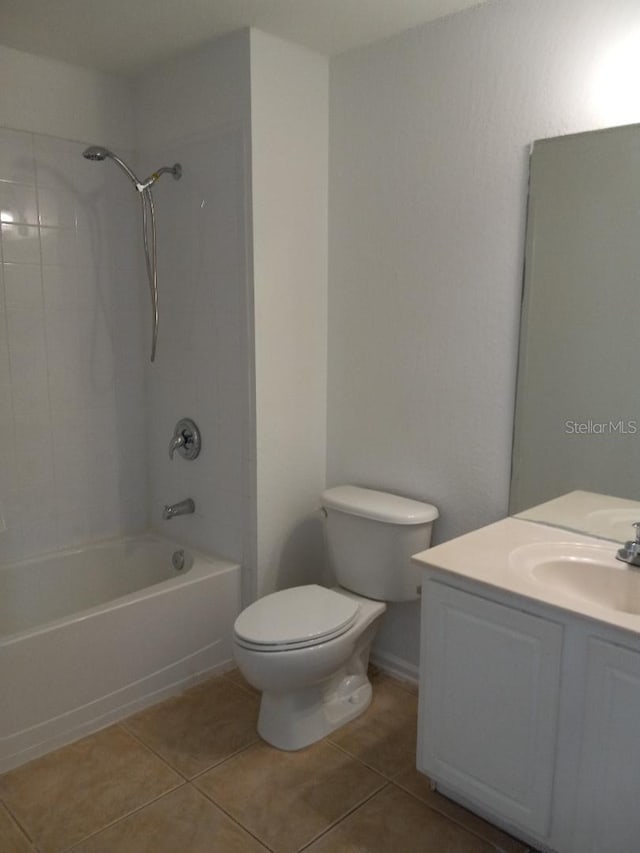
[0, 669, 533, 852]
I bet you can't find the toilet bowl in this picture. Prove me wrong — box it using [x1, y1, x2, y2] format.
[234, 585, 385, 750]
[233, 485, 438, 751]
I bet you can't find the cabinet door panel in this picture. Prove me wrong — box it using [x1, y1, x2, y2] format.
[419, 582, 563, 836]
[573, 638, 640, 853]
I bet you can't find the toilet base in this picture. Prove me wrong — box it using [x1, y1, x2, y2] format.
[257, 670, 373, 751]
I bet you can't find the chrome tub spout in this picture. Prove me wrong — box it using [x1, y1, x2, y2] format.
[162, 498, 195, 520]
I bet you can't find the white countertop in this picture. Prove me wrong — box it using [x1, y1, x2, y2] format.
[413, 516, 640, 635]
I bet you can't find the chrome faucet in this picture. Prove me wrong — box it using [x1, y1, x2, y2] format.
[616, 522, 640, 567]
[162, 498, 195, 520]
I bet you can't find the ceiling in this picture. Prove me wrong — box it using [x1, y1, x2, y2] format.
[0, 0, 486, 76]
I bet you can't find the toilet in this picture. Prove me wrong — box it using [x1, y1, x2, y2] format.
[233, 485, 438, 750]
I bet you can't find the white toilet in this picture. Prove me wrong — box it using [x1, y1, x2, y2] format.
[233, 485, 438, 750]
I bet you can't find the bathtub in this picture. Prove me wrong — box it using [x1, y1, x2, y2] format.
[0, 533, 241, 773]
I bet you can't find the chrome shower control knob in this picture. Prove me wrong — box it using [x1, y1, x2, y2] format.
[168, 418, 201, 460]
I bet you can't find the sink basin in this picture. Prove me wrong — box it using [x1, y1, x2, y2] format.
[509, 542, 640, 615]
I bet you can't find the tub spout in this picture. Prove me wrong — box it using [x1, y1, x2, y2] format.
[162, 498, 195, 520]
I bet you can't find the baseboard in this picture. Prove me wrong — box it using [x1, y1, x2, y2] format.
[370, 650, 419, 688]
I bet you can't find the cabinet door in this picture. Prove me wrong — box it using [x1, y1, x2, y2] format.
[573, 638, 640, 853]
[419, 582, 563, 837]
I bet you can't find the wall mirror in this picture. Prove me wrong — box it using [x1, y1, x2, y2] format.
[509, 122, 640, 542]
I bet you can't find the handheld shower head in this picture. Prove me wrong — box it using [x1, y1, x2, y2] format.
[82, 144, 182, 363]
[83, 145, 141, 186]
[82, 145, 112, 162]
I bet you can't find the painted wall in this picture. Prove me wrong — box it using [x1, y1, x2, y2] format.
[134, 31, 254, 590]
[328, 0, 640, 672]
[0, 50, 146, 562]
[250, 30, 329, 598]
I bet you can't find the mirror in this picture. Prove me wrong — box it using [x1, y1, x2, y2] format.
[510, 122, 640, 542]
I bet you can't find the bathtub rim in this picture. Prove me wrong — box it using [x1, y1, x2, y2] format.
[0, 530, 240, 647]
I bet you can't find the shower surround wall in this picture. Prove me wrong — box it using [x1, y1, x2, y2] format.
[0, 127, 148, 562]
[134, 30, 254, 583]
[0, 39, 252, 570]
[141, 126, 251, 564]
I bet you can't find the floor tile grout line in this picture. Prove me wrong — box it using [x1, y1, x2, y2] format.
[389, 776, 526, 853]
[297, 780, 392, 852]
[325, 736, 413, 782]
[115, 722, 191, 782]
[187, 738, 261, 784]
[193, 781, 275, 852]
[59, 780, 189, 853]
[0, 791, 39, 847]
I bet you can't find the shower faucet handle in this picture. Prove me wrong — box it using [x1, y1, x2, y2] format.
[168, 433, 185, 459]
[168, 418, 201, 461]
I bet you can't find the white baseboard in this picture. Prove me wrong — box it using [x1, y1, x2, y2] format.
[370, 650, 419, 688]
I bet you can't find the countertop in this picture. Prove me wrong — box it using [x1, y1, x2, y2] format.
[412, 516, 640, 635]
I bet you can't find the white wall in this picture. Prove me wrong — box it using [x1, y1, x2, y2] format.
[328, 0, 640, 671]
[0, 51, 146, 562]
[134, 31, 254, 586]
[250, 30, 329, 597]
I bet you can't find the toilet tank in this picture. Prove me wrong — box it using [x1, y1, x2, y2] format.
[322, 486, 438, 602]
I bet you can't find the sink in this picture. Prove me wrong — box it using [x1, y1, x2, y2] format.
[509, 542, 640, 615]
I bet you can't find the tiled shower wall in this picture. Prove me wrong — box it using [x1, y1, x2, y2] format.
[0, 127, 149, 562]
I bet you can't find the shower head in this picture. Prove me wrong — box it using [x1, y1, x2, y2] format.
[81, 144, 182, 364]
[82, 145, 141, 187]
[82, 145, 112, 162]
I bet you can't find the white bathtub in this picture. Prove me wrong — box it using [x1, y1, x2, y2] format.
[0, 533, 241, 773]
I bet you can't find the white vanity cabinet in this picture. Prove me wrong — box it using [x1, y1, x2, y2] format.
[572, 638, 640, 853]
[419, 581, 563, 839]
[418, 569, 640, 853]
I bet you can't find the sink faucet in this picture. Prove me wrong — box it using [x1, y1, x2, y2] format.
[162, 498, 195, 520]
[616, 521, 640, 567]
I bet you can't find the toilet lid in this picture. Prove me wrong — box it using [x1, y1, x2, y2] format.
[234, 585, 360, 649]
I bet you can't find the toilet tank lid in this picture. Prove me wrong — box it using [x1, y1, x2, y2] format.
[322, 486, 438, 525]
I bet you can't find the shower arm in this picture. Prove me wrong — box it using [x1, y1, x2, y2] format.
[138, 164, 182, 191]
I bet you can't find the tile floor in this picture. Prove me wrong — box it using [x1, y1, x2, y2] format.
[0, 669, 534, 852]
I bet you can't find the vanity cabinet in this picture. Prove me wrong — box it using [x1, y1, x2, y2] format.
[419, 582, 563, 838]
[418, 574, 640, 852]
[412, 512, 640, 851]
[572, 639, 640, 853]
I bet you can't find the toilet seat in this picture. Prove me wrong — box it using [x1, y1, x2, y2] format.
[234, 585, 360, 651]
